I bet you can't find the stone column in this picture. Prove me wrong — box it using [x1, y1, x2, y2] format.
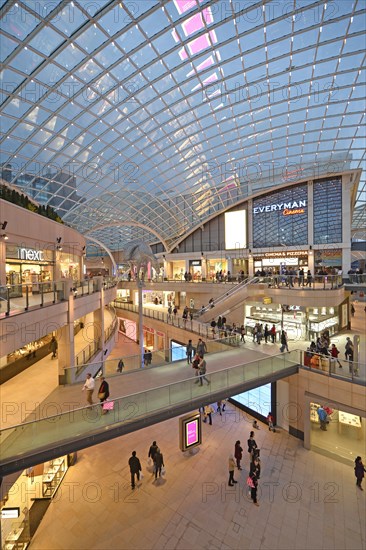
[58, 281, 75, 384]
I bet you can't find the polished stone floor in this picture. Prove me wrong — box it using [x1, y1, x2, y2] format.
[29, 400, 366, 550]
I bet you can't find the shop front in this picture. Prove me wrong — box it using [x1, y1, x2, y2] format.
[1, 334, 52, 384]
[309, 401, 365, 465]
[188, 260, 202, 281]
[59, 251, 81, 281]
[245, 302, 343, 341]
[5, 245, 55, 296]
[252, 251, 309, 273]
[206, 259, 229, 281]
[171, 260, 186, 280]
[1, 456, 70, 550]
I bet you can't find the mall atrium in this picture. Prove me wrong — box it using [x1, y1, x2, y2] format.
[0, 1, 365, 550]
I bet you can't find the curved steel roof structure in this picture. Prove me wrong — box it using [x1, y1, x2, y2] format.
[0, 0, 365, 251]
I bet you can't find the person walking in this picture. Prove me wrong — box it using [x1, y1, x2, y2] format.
[128, 451, 142, 490]
[354, 456, 366, 490]
[330, 344, 342, 369]
[198, 356, 210, 386]
[203, 404, 214, 425]
[317, 405, 328, 431]
[280, 330, 289, 352]
[186, 339, 194, 364]
[267, 412, 276, 432]
[148, 441, 159, 462]
[49, 336, 58, 359]
[216, 400, 226, 415]
[264, 324, 270, 343]
[97, 377, 110, 410]
[270, 324, 276, 343]
[82, 373, 95, 406]
[240, 325, 246, 343]
[228, 454, 238, 486]
[117, 358, 124, 373]
[234, 440, 243, 470]
[196, 338, 207, 357]
[153, 448, 164, 480]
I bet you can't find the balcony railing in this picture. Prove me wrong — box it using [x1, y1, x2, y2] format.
[64, 337, 240, 384]
[0, 277, 117, 317]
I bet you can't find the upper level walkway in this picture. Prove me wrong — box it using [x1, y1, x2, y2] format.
[0, 347, 301, 476]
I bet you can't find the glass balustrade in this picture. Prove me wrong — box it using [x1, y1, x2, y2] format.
[0, 351, 302, 467]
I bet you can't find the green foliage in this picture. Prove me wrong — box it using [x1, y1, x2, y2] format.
[0, 184, 64, 224]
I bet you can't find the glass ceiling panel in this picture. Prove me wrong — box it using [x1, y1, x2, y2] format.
[50, 4, 87, 36]
[8, 47, 44, 75]
[0, 0, 364, 249]
[28, 25, 64, 56]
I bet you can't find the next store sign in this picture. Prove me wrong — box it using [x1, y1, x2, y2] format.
[18, 248, 44, 261]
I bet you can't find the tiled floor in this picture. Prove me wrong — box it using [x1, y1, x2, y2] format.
[2, 305, 365, 550]
[29, 400, 366, 550]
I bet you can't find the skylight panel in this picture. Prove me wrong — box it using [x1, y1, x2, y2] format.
[186, 55, 215, 76]
[174, 0, 202, 16]
[28, 25, 64, 56]
[50, 4, 88, 36]
[0, 33, 19, 62]
[9, 47, 43, 75]
[179, 30, 217, 60]
[74, 25, 108, 54]
[181, 8, 213, 37]
[1, 4, 40, 40]
[139, 8, 170, 38]
[75, 59, 104, 83]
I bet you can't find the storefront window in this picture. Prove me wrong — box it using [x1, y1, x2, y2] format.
[310, 403, 365, 464]
[59, 252, 80, 280]
[313, 177, 342, 244]
[231, 384, 272, 417]
[253, 184, 308, 247]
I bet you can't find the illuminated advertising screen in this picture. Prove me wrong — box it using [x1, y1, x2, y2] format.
[179, 413, 202, 451]
[186, 419, 199, 446]
[225, 210, 246, 249]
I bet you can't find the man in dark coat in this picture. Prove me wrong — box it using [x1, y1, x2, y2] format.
[128, 451, 142, 489]
[153, 448, 164, 480]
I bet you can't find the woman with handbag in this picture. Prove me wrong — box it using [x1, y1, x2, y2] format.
[249, 456, 260, 506]
[98, 377, 110, 405]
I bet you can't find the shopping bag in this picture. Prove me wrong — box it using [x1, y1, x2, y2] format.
[139, 472, 144, 480]
[161, 467, 166, 476]
[246, 476, 255, 488]
[103, 400, 114, 411]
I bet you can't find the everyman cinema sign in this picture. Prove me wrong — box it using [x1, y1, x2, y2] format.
[253, 199, 307, 216]
[252, 184, 308, 247]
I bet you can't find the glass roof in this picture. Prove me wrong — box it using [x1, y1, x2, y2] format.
[0, 0, 365, 251]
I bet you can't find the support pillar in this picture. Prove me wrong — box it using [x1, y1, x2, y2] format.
[58, 281, 75, 385]
[138, 280, 144, 368]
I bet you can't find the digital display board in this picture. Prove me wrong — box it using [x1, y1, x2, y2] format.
[1, 507, 20, 519]
[179, 412, 202, 451]
[225, 210, 246, 249]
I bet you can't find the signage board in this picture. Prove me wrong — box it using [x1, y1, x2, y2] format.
[1, 507, 20, 519]
[18, 248, 44, 261]
[189, 260, 202, 266]
[253, 200, 307, 216]
[253, 251, 308, 259]
[179, 412, 202, 451]
[263, 297, 272, 304]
